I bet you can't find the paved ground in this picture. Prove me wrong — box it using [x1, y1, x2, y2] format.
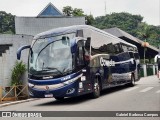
[0, 75, 160, 120]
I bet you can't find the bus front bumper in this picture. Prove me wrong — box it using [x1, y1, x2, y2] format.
[28, 81, 80, 98]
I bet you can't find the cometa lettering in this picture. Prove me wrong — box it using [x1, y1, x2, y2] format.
[100, 57, 115, 67]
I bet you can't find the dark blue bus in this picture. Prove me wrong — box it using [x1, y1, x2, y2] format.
[17, 25, 140, 100]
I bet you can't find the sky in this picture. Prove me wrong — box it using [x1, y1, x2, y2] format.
[0, 0, 159, 26]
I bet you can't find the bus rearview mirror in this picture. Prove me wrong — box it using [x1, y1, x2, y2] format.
[17, 45, 31, 60]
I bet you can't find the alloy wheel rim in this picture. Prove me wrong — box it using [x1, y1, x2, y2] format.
[94, 81, 100, 94]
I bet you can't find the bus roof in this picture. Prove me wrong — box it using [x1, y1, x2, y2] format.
[34, 25, 136, 48]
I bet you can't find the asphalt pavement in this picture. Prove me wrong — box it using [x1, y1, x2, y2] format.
[0, 75, 160, 120]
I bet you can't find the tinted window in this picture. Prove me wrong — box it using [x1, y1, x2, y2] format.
[114, 43, 123, 54]
[77, 40, 85, 65]
[118, 52, 130, 61]
[90, 30, 119, 55]
[134, 53, 140, 59]
[121, 43, 134, 52]
[121, 44, 128, 52]
[91, 43, 115, 55]
[129, 52, 134, 58]
[77, 47, 84, 65]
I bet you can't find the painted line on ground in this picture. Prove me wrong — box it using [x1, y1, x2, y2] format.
[0, 98, 40, 108]
[140, 87, 154, 92]
[124, 86, 139, 92]
[156, 90, 160, 93]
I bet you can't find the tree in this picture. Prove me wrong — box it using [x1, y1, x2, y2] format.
[0, 11, 15, 34]
[137, 23, 151, 39]
[62, 6, 73, 16]
[94, 12, 143, 32]
[85, 14, 94, 25]
[93, 12, 160, 48]
[72, 8, 84, 16]
[137, 23, 151, 63]
[137, 23, 160, 47]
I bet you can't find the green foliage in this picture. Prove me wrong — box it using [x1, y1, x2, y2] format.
[140, 59, 150, 64]
[63, 6, 85, 17]
[138, 24, 160, 47]
[11, 61, 26, 86]
[85, 14, 94, 25]
[1, 8, 159, 48]
[62, 6, 95, 25]
[62, 6, 73, 16]
[0, 11, 15, 34]
[93, 12, 143, 32]
[93, 12, 160, 48]
[72, 8, 84, 16]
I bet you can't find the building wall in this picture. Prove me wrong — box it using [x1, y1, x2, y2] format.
[15, 17, 85, 36]
[0, 16, 85, 87]
[0, 34, 33, 87]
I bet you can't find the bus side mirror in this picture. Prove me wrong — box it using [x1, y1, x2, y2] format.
[17, 45, 31, 60]
[62, 36, 69, 45]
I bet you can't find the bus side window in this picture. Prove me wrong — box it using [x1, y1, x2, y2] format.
[134, 53, 140, 59]
[129, 52, 134, 58]
[85, 37, 91, 51]
[78, 47, 84, 65]
[77, 40, 85, 65]
[114, 43, 123, 54]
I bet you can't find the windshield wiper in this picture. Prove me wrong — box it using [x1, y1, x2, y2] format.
[62, 68, 73, 75]
[44, 67, 63, 76]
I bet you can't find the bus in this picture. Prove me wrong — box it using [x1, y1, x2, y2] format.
[154, 53, 160, 79]
[17, 25, 141, 100]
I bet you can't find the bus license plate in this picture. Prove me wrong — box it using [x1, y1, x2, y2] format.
[45, 94, 53, 98]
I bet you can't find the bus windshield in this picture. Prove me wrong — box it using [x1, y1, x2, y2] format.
[29, 33, 75, 76]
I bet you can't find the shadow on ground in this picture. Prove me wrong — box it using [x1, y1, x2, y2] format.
[35, 84, 137, 106]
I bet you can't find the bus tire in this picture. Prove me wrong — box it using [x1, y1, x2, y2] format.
[129, 74, 135, 87]
[91, 78, 100, 98]
[55, 97, 64, 101]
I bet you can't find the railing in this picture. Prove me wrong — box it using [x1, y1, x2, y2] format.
[0, 85, 29, 102]
[140, 64, 158, 77]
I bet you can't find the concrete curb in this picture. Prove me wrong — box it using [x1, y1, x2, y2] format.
[0, 98, 40, 108]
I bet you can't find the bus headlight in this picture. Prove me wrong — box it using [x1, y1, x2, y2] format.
[63, 80, 70, 85]
[63, 79, 73, 85]
[63, 78, 77, 85]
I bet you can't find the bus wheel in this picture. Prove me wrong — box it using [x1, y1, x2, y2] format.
[129, 74, 135, 87]
[55, 97, 64, 101]
[91, 78, 100, 98]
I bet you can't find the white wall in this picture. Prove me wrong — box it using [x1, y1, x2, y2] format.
[0, 34, 33, 87]
[15, 17, 85, 36]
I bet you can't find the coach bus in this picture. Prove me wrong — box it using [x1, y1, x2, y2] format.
[17, 25, 141, 100]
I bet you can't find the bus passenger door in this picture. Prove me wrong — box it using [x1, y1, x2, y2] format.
[76, 39, 92, 92]
[76, 40, 86, 70]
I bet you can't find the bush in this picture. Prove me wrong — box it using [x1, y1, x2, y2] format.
[11, 61, 26, 86]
